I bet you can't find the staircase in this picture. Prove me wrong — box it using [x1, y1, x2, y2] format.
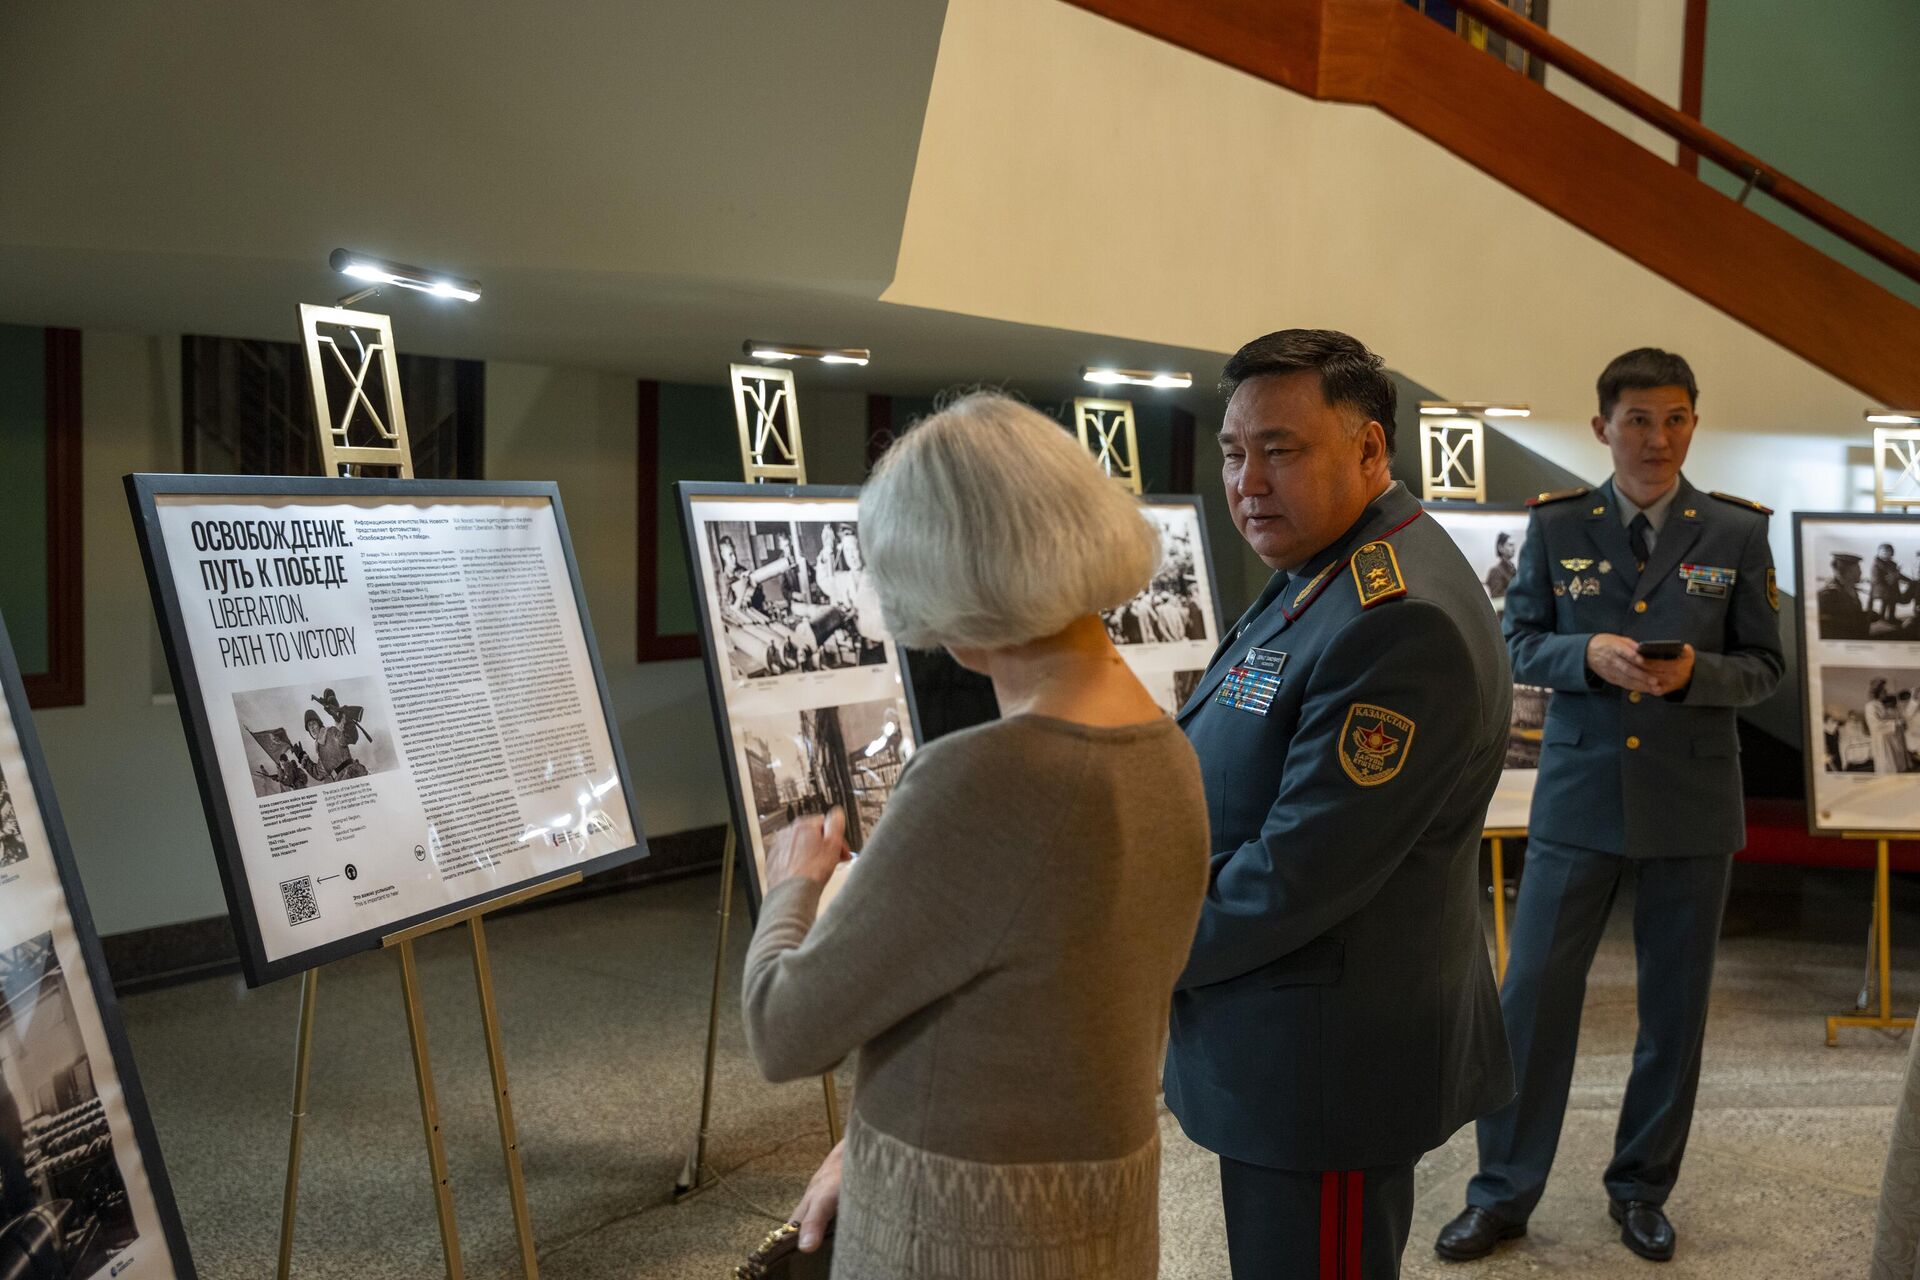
[1061, 0, 1920, 409]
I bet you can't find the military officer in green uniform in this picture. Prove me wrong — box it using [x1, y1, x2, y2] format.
[1436, 349, 1785, 1264]
[1166, 330, 1514, 1279]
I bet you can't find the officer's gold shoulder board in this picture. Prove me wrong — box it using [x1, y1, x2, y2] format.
[1709, 490, 1774, 515]
[1340, 703, 1415, 786]
[1526, 486, 1591, 507]
[1350, 541, 1407, 609]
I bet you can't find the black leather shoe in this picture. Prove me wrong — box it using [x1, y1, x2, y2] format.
[1609, 1199, 1676, 1261]
[1434, 1206, 1526, 1261]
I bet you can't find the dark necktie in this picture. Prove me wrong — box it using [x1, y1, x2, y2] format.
[1628, 513, 1651, 570]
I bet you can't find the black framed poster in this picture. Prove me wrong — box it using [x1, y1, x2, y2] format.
[677, 483, 922, 918]
[0, 608, 197, 1278]
[1794, 510, 1920, 834]
[126, 475, 646, 985]
[1424, 501, 1543, 830]
[1108, 494, 1225, 716]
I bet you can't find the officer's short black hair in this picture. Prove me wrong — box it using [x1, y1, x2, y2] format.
[1597, 348, 1698, 419]
[1220, 329, 1398, 457]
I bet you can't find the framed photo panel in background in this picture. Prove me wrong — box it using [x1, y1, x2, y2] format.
[0, 609, 197, 1278]
[1110, 495, 1224, 716]
[677, 483, 921, 918]
[126, 475, 646, 985]
[1795, 511, 1920, 835]
[1424, 503, 1541, 830]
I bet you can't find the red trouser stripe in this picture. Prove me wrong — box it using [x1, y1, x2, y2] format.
[1318, 1171, 1367, 1278]
[1345, 1171, 1366, 1277]
[1320, 1172, 1340, 1280]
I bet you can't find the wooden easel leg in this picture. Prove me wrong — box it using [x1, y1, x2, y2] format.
[1490, 837, 1509, 985]
[276, 967, 320, 1280]
[397, 939, 466, 1279]
[822, 1074, 842, 1147]
[468, 917, 538, 1279]
[1826, 840, 1915, 1045]
[676, 826, 739, 1198]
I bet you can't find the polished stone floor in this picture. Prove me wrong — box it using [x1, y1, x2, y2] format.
[120, 862, 1918, 1278]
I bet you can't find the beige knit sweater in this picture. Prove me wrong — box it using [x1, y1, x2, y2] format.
[743, 714, 1209, 1280]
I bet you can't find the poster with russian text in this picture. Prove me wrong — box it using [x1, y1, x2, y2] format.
[1794, 511, 1920, 834]
[0, 611, 196, 1277]
[129, 480, 643, 983]
[679, 486, 918, 918]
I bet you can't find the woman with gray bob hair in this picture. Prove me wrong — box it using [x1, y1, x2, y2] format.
[740, 391, 1211, 1279]
[858, 391, 1162, 648]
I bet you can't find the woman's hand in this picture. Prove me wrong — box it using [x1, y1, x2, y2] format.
[789, 1139, 844, 1252]
[764, 807, 851, 890]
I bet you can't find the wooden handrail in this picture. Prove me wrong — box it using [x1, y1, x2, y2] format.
[1446, 0, 1920, 288]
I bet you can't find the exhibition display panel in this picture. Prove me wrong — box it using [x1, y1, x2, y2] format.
[1795, 511, 1920, 835]
[1104, 495, 1224, 716]
[126, 476, 646, 986]
[1424, 502, 1540, 831]
[0, 610, 197, 1279]
[677, 483, 920, 917]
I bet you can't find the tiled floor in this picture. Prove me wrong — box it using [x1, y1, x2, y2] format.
[119, 864, 1917, 1277]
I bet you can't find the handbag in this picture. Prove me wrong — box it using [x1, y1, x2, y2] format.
[734, 1220, 835, 1279]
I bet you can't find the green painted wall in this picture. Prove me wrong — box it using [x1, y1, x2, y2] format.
[0, 324, 49, 673]
[1700, 1, 1920, 308]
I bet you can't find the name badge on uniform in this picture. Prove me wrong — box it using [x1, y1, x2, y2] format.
[1679, 563, 1736, 598]
[1214, 646, 1287, 716]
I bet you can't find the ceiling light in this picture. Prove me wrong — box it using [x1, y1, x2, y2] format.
[329, 249, 481, 303]
[1081, 367, 1192, 389]
[1868, 411, 1920, 425]
[743, 341, 870, 366]
[1420, 401, 1531, 418]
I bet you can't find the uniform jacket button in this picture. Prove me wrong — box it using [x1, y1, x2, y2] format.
[1633, 600, 1648, 614]
[1626, 735, 1642, 749]
[1629, 691, 1642, 703]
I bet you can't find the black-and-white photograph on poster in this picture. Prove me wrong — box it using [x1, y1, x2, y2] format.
[0, 610, 196, 1278]
[1426, 504, 1537, 829]
[680, 484, 922, 916]
[1795, 512, 1920, 834]
[702, 518, 885, 682]
[734, 697, 911, 903]
[234, 676, 399, 797]
[126, 476, 646, 985]
[1803, 522, 1920, 642]
[1111, 498, 1222, 716]
[1426, 503, 1529, 613]
[1816, 666, 1920, 774]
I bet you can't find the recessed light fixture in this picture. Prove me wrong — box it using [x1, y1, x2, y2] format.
[1081, 367, 1192, 389]
[1867, 411, 1920, 426]
[743, 341, 871, 367]
[329, 249, 481, 304]
[1420, 401, 1531, 418]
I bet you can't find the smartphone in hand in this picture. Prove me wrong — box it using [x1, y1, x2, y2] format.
[1636, 640, 1685, 661]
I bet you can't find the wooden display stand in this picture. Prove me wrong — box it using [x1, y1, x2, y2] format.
[275, 309, 563, 1279]
[1485, 828, 1525, 984]
[675, 366, 842, 1200]
[1824, 837, 1915, 1045]
[1823, 449, 1917, 1045]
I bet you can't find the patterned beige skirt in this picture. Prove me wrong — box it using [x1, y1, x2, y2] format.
[833, 1114, 1161, 1280]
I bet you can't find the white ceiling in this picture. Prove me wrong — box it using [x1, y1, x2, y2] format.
[0, 0, 1232, 408]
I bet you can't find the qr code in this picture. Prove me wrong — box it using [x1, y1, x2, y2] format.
[279, 876, 320, 926]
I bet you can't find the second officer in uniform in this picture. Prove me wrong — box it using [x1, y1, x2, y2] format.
[1436, 348, 1784, 1264]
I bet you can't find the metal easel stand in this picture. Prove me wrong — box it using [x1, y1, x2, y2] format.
[673, 830, 844, 1201]
[275, 871, 582, 1280]
[1826, 835, 1915, 1046]
[1484, 828, 1525, 985]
